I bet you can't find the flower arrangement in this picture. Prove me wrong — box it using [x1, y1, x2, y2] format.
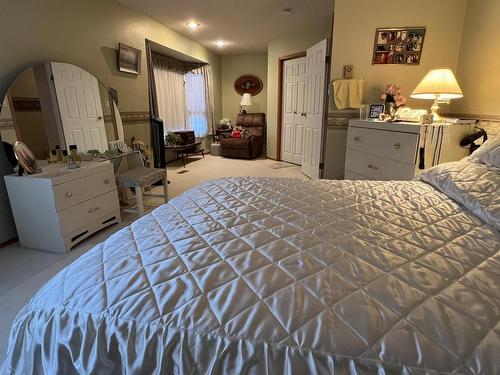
[381, 84, 407, 111]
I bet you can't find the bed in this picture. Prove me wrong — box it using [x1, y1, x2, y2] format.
[2, 139, 499, 375]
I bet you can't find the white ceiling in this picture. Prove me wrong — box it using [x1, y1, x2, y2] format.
[118, 0, 334, 55]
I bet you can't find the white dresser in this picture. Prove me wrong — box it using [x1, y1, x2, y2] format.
[5, 161, 120, 253]
[344, 120, 474, 180]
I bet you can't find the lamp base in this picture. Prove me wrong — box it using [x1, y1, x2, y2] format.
[430, 99, 446, 123]
[239, 106, 247, 114]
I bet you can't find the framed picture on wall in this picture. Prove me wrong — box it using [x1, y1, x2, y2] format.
[118, 43, 141, 75]
[372, 27, 426, 65]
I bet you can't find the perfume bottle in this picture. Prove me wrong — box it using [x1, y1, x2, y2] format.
[55, 145, 63, 163]
[68, 145, 80, 168]
[62, 150, 68, 163]
[48, 150, 57, 163]
[68, 144, 81, 162]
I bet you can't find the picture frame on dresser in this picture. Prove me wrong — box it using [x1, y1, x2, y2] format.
[369, 104, 385, 119]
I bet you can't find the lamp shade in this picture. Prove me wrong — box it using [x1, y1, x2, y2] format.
[240, 93, 253, 106]
[411, 69, 463, 100]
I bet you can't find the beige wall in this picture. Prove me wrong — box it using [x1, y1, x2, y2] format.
[331, 0, 467, 109]
[221, 53, 268, 126]
[451, 0, 500, 116]
[0, 0, 222, 124]
[266, 31, 330, 159]
[9, 69, 49, 159]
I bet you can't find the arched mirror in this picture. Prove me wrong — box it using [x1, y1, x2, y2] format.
[0, 62, 124, 160]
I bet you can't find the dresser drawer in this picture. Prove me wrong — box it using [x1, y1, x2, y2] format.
[58, 189, 120, 235]
[344, 170, 369, 180]
[53, 167, 116, 211]
[345, 149, 415, 180]
[347, 126, 418, 164]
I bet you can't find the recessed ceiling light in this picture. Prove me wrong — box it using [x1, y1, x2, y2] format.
[186, 21, 200, 29]
[215, 40, 227, 47]
[280, 8, 292, 16]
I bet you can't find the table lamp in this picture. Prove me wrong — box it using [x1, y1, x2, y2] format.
[411, 69, 463, 122]
[240, 93, 253, 114]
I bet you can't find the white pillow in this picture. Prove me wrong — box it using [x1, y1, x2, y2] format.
[469, 135, 500, 168]
[419, 159, 500, 230]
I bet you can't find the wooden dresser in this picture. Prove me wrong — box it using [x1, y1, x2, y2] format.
[344, 120, 474, 180]
[4, 161, 120, 253]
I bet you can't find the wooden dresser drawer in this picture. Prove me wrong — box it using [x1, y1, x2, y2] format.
[58, 190, 120, 235]
[347, 126, 418, 164]
[53, 167, 116, 211]
[345, 149, 415, 180]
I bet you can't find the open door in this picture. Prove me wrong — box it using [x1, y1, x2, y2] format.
[301, 39, 329, 179]
[50, 62, 108, 152]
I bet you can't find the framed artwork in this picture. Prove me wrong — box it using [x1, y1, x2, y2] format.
[369, 104, 385, 119]
[372, 27, 426, 65]
[118, 43, 142, 75]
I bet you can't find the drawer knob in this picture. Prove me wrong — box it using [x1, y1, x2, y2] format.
[65, 191, 72, 198]
[104, 179, 110, 184]
[368, 164, 379, 170]
[394, 143, 401, 150]
[88, 207, 100, 214]
[354, 136, 360, 142]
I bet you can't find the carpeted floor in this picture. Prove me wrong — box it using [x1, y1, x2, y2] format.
[0, 155, 304, 362]
[165, 154, 305, 198]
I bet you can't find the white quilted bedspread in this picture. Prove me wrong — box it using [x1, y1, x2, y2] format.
[2, 175, 500, 374]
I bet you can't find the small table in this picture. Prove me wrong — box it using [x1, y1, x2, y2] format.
[215, 129, 232, 143]
[165, 142, 205, 168]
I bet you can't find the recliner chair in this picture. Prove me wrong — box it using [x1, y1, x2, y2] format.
[220, 113, 265, 159]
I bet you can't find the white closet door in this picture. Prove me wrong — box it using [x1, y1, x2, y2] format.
[301, 39, 328, 179]
[293, 58, 307, 165]
[281, 59, 296, 163]
[280, 56, 306, 165]
[51, 62, 108, 152]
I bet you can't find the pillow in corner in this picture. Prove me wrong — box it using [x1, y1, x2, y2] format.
[419, 159, 499, 230]
[469, 135, 500, 168]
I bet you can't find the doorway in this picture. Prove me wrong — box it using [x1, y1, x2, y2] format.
[280, 55, 307, 165]
[276, 38, 330, 179]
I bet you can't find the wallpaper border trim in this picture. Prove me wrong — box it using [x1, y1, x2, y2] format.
[121, 111, 150, 124]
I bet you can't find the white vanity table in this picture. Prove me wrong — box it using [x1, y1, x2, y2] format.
[344, 119, 474, 180]
[4, 161, 120, 253]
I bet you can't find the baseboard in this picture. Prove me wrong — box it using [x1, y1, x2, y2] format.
[0, 237, 18, 249]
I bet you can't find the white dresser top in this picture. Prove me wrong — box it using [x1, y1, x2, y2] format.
[5, 160, 112, 185]
[348, 119, 457, 134]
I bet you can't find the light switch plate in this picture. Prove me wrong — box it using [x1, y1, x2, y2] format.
[343, 65, 353, 79]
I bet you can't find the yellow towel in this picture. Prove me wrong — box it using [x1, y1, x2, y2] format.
[333, 79, 365, 110]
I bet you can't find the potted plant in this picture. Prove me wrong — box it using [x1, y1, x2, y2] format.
[165, 131, 181, 146]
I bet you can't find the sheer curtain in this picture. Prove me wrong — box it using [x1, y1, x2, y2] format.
[151, 52, 215, 137]
[152, 63, 186, 131]
[193, 65, 216, 137]
[185, 73, 208, 137]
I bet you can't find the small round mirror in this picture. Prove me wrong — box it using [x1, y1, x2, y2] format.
[13, 141, 41, 174]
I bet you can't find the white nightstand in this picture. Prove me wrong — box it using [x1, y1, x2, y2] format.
[344, 119, 474, 180]
[4, 161, 121, 253]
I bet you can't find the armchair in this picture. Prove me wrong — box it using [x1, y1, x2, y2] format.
[220, 113, 265, 159]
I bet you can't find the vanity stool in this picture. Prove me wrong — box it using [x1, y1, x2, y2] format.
[115, 152, 168, 216]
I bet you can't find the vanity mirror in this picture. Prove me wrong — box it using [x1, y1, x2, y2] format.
[0, 62, 125, 160]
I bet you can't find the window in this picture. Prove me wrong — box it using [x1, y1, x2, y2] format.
[184, 73, 208, 137]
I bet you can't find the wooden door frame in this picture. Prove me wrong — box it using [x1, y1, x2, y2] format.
[276, 51, 306, 161]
